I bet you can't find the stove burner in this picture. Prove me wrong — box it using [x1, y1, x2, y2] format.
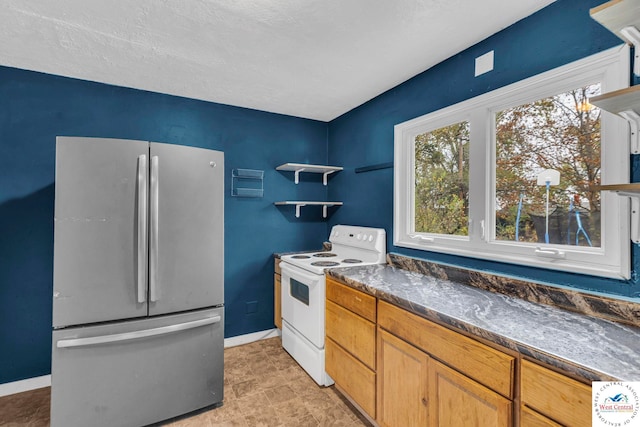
[342, 259, 362, 264]
[291, 255, 311, 259]
[310, 261, 340, 267]
[313, 252, 337, 258]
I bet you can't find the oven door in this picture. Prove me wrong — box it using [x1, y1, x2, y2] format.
[280, 262, 326, 349]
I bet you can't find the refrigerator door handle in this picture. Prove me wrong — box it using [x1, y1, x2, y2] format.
[150, 155, 159, 302]
[56, 315, 221, 349]
[136, 154, 148, 304]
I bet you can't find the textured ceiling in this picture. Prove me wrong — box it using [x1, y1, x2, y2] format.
[0, 1, 555, 121]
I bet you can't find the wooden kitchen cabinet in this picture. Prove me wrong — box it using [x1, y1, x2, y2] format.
[520, 359, 591, 427]
[274, 258, 281, 329]
[377, 300, 514, 427]
[325, 277, 377, 419]
[376, 328, 429, 427]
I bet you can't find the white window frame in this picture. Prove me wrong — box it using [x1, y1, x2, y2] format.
[394, 45, 631, 279]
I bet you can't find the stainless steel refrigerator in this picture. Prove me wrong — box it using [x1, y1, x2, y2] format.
[51, 137, 224, 427]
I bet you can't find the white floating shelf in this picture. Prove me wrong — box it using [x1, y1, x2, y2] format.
[590, 85, 640, 115]
[274, 201, 343, 218]
[590, 86, 640, 154]
[596, 183, 640, 193]
[596, 184, 640, 243]
[276, 163, 343, 185]
[591, 0, 640, 75]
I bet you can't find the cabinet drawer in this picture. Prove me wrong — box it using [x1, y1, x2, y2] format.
[326, 278, 376, 322]
[521, 359, 591, 427]
[520, 406, 562, 427]
[326, 337, 376, 419]
[378, 300, 514, 398]
[326, 299, 376, 369]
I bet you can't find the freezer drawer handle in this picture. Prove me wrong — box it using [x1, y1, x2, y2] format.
[137, 154, 148, 303]
[56, 315, 221, 349]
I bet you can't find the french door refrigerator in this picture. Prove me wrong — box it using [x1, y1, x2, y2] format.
[51, 137, 224, 427]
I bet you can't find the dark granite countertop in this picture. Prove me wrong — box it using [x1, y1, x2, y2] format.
[327, 264, 640, 383]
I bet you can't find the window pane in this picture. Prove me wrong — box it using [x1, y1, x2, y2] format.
[495, 84, 601, 247]
[414, 121, 470, 235]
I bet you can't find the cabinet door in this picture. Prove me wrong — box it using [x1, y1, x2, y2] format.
[429, 359, 512, 427]
[377, 328, 429, 427]
[326, 337, 376, 419]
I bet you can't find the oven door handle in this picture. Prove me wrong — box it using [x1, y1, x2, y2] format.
[280, 262, 321, 283]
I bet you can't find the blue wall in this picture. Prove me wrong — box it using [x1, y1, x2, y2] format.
[327, 0, 640, 299]
[0, 67, 330, 384]
[3, 0, 639, 387]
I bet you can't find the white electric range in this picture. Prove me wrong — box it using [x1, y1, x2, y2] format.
[279, 225, 386, 386]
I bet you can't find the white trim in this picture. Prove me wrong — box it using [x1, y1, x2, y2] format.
[0, 375, 51, 397]
[223, 328, 281, 348]
[395, 45, 631, 279]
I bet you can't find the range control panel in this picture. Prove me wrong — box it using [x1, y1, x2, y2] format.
[329, 225, 386, 252]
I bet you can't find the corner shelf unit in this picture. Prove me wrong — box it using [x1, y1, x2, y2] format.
[275, 163, 343, 218]
[276, 163, 343, 185]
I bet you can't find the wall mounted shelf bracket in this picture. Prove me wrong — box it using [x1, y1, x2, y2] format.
[598, 184, 640, 243]
[291, 167, 337, 185]
[618, 110, 640, 154]
[322, 170, 336, 185]
[616, 191, 640, 243]
[621, 26, 640, 76]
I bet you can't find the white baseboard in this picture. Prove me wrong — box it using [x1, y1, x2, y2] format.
[0, 329, 281, 398]
[224, 328, 280, 348]
[0, 375, 51, 397]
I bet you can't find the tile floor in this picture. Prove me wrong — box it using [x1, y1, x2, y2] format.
[0, 337, 371, 427]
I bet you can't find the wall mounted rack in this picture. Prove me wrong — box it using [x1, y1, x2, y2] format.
[231, 168, 264, 197]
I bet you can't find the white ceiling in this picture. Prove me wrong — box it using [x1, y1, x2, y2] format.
[0, 1, 555, 121]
